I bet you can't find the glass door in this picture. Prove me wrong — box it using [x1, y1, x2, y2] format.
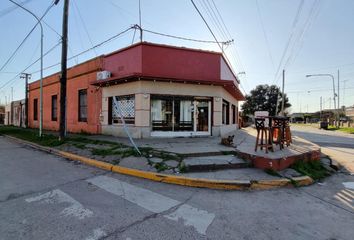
[196, 100, 209, 132]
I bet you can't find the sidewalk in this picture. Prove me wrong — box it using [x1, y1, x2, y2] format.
[77, 127, 321, 171]
[60, 127, 322, 182]
[2, 126, 325, 190]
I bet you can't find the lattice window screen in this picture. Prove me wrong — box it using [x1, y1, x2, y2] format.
[112, 95, 135, 124]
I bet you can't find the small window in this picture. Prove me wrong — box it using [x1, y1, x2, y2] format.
[232, 105, 236, 124]
[51, 95, 58, 121]
[78, 89, 87, 122]
[33, 98, 38, 121]
[222, 100, 230, 125]
[111, 95, 135, 125]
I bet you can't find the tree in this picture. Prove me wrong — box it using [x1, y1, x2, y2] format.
[241, 84, 291, 116]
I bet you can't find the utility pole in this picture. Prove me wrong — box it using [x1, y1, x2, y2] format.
[281, 69, 285, 116]
[20, 73, 31, 127]
[59, 0, 69, 141]
[337, 70, 340, 109]
[139, 0, 142, 42]
[337, 70, 340, 127]
[320, 96, 322, 121]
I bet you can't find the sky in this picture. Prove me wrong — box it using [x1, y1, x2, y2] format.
[0, 0, 354, 113]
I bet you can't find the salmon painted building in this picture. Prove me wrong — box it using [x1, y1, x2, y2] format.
[28, 42, 245, 138]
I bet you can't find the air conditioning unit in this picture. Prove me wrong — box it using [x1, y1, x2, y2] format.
[97, 71, 111, 80]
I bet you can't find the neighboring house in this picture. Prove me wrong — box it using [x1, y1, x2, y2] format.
[28, 42, 245, 138]
[4, 103, 11, 125]
[12, 99, 26, 127]
[345, 105, 354, 121]
[0, 105, 5, 124]
[290, 113, 304, 123]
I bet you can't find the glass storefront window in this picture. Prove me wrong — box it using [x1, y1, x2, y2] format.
[151, 96, 194, 132]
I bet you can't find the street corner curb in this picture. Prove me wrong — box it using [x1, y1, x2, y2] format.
[250, 175, 314, 190]
[2, 134, 315, 191]
[57, 150, 114, 171]
[250, 178, 291, 190]
[111, 165, 251, 190]
[290, 176, 314, 186]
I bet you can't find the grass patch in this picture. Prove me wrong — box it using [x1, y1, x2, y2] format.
[68, 136, 122, 146]
[91, 146, 121, 156]
[291, 160, 329, 180]
[71, 142, 87, 149]
[178, 162, 187, 173]
[154, 162, 169, 172]
[0, 126, 184, 163]
[0, 126, 64, 147]
[328, 126, 354, 134]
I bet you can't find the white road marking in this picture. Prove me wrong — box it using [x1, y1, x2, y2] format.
[87, 175, 179, 213]
[25, 189, 93, 220]
[165, 204, 215, 235]
[343, 182, 354, 190]
[87, 175, 215, 235]
[85, 228, 106, 240]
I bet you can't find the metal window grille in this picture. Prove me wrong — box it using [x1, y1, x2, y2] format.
[112, 95, 135, 124]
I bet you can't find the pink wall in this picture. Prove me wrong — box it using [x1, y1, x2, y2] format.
[141, 44, 220, 81]
[103, 45, 142, 79]
[28, 58, 103, 134]
[102, 43, 222, 82]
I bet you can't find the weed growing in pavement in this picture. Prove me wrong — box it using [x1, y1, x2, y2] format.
[0, 126, 184, 165]
[0, 126, 65, 147]
[291, 160, 330, 180]
[154, 162, 169, 172]
[178, 162, 187, 173]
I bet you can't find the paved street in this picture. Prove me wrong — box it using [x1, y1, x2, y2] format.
[291, 125, 354, 173]
[1, 135, 354, 240]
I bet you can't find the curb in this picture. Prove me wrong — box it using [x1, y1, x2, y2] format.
[3, 135, 314, 191]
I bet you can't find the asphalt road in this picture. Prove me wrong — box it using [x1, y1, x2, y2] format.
[291, 125, 354, 173]
[0, 135, 354, 240]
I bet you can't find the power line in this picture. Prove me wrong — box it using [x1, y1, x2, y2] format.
[287, 86, 354, 94]
[284, 0, 321, 69]
[72, 0, 97, 56]
[190, 0, 223, 50]
[291, 1, 322, 66]
[273, 0, 305, 85]
[0, 0, 34, 18]
[255, 0, 275, 70]
[199, 0, 228, 41]
[0, 41, 61, 91]
[0, 1, 55, 73]
[190, 0, 246, 91]
[141, 27, 222, 44]
[210, 0, 232, 38]
[30, 27, 134, 75]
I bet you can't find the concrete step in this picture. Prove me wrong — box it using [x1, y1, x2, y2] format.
[179, 150, 238, 158]
[182, 155, 251, 172]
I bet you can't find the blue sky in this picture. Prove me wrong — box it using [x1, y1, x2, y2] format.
[0, 0, 354, 113]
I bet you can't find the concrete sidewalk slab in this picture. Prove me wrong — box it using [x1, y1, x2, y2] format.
[2, 135, 314, 191]
[183, 155, 249, 172]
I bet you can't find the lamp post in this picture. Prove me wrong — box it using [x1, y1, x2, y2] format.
[10, 0, 44, 136]
[306, 73, 339, 127]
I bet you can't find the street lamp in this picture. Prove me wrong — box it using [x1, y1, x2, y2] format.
[306, 73, 339, 127]
[10, 0, 44, 137]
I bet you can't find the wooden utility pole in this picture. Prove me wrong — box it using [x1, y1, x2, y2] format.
[59, 0, 69, 140]
[139, 0, 143, 42]
[281, 69, 285, 116]
[20, 73, 31, 127]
